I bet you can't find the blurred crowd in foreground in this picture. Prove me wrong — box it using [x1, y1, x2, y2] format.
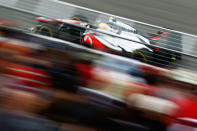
[0, 26, 197, 131]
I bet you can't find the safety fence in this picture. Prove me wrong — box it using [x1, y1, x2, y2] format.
[0, 0, 197, 71]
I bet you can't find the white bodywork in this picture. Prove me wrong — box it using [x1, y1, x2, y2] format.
[90, 19, 153, 53]
[95, 27, 152, 53]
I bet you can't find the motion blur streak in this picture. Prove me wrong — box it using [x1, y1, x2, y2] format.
[0, 0, 197, 130]
[0, 23, 196, 131]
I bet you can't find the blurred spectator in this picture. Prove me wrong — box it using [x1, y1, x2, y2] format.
[0, 88, 60, 131]
[0, 37, 63, 131]
[74, 59, 93, 87]
[0, 38, 53, 95]
[31, 49, 78, 92]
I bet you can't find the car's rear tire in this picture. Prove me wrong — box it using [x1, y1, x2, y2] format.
[131, 49, 152, 63]
[37, 25, 53, 37]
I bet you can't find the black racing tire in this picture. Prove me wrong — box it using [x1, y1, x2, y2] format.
[37, 25, 53, 37]
[71, 14, 89, 23]
[130, 49, 152, 63]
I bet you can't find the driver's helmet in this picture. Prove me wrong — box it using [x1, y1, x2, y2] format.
[109, 17, 116, 23]
[98, 22, 118, 33]
[98, 22, 108, 30]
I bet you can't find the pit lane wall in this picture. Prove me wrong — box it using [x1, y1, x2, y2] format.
[1, 0, 197, 71]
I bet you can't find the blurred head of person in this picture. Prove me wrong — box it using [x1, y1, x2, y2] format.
[0, 87, 50, 116]
[98, 22, 118, 33]
[0, 38, 35, 74]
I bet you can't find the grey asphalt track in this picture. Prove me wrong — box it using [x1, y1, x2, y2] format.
[61, 0, 197, 35]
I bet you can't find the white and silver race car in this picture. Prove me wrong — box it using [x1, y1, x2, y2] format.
[82, 17, 182, 65]
[32, 16, 182, 65]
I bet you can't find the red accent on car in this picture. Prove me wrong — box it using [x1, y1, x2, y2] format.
[155, 47, 160, 51]
[83, 34, 107, 50]
[86, 37, 92, 45]
[152, 32, 170, 40]
[152, 36, 162, 40]
[35, 17, 60, 23]
[160, 32, 170, 37]
[82, 34, 121, 55]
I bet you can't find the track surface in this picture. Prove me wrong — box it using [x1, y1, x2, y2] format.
[61, 0, 197, 35]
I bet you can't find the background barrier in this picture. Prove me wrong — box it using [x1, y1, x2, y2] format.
[1, 0, 197, 71]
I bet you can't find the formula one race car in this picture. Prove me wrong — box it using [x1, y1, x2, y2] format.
[32, 16, 182, 66]
[81, 18, 153, 63]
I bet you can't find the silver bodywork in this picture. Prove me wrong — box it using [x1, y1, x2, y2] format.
[87, 20, 153, 53]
